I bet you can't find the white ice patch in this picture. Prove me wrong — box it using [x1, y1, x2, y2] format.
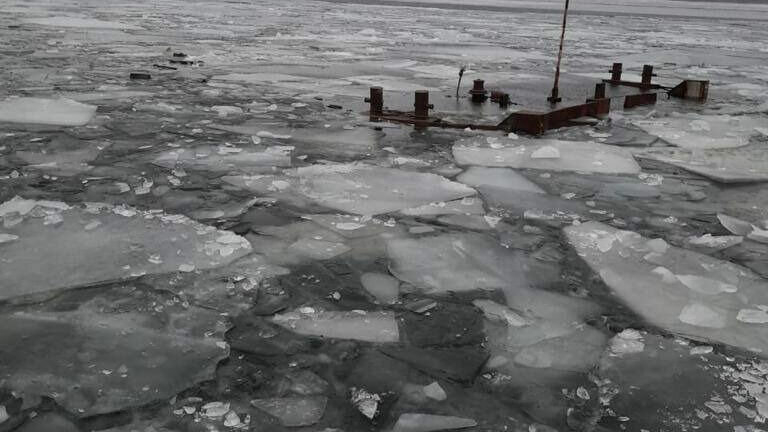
[0, 97, 96, 126]
[453, 139, 641, 175]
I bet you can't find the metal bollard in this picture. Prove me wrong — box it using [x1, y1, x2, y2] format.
[469, 79, 488, 103]
[364, 86, 383, 119]
[610, 63, 623, 82]
[594, 82, 606, 99]
[641, 65, 656, 87]
[414, 90, 433, 120]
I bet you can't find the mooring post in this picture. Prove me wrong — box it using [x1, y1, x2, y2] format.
[610, 63, 623, 82]
[414, 90, 433, 120]
[469, 79, 488, 103]
[594, 82, 606, 99]
[364, 86, 383, 120]
[641, 64, 656, 88]
[548, 0, 569, 104]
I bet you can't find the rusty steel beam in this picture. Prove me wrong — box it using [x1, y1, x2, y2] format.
[669, 80, 709, 102]
[624, 92, 658, 109]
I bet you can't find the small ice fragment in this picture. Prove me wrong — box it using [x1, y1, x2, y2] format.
[690, 345, 713, 355]
[676, 275, 737, 295]
[391, 413, 477, 432]
[737, 309, 768, 324]
[530, 146, 560, 159]
[360, 273, 399, 304]
[179, 264, 195, 272]
[651, 267, 678, 284]
[351, 388, 380, 420]
[717, 214, 753, 236]
[576, 387, 590, 400]
[609, 329, 645, 355]
[423, 382, 447, 401]
[201, 401, 230, 418]
[0, 233, 19, 244]
[678, 303, 727, 328]
[223, 411, 241, 427]
[472, 299, 530, 327]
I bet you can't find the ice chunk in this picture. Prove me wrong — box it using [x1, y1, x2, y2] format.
[456, 167, 545, 194]
[687, 234, 743, 251]
[453, 139, 641, 175]
[387, 233, 513, 293]
[633, 114, 765, 149]
[530, 145, 561, 159]
[391, 414, 477, 432]
[23, 16, 141, 30]
[640, 147, 768, 183]
[0, 97, 96, 126]
[609, 329, 645, 355]
[153, 145, 292, 173]
[422, 382, 447, 401]
[678, 303, 728, 328]
[0, 198, 251, 300]
[400, 198, 485, 217]
[251, 397, 326, 427]
[737, 308, 768, 324]
[286, 237, 350, 260]
[472, 299, 531, 327]
[360, 272, 400, 304]
[272, 308, 399, 343]
[565, 221, 768, 353]
[718, 213, 753, 236]
[0, 286, 227, 416]
[228, 163, 475, 216]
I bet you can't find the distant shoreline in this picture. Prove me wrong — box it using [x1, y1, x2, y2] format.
[314, 0, 768, 21]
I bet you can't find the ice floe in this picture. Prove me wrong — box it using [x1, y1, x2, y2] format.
[453, 139, 641, 175]
[565, 221, 768, 354]
[0, 197, 251, 300]
[0, 97, 97, 126]
[0, 285, 228, 416]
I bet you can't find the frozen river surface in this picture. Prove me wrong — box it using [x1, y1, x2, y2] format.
[0, 0, 768, 431]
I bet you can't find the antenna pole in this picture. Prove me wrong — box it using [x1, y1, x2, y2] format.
[548, 0, 570, 104]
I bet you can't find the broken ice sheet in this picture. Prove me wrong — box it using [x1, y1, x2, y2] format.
[251, 397, 327, 427]
[0, 97, 97, 126]
[391, 413, 477, 432]
[632, 113, 766, 149]
[226, 163, 475, 216]
[597, 332, 757, 431]
[153, 145, 292, 174]
[453, 138, 641, 175]
[0, 197, 251, 301]
[272, 308, 399, 343]
[638, 146, 768, 183]
[0, 285, 228, 416]
[565, 221, 768, 354]
[456, 166, 545, 194]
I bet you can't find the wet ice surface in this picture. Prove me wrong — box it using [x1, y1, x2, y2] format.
[1, 0, 768, 431]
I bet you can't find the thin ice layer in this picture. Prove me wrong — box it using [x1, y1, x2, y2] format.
[0, 287, 228, 416]
[453, 139, 641, 175]
[153, 145, 293, 173]
[225, 163, 475, 216]
[633, 114, 765, 149]
[0, 97, 97, 126]
[639, 147, 768, 183]
[565, 221, 768, 354]
[0, 197, 251, 300]
[272, 308, 399, 343]
[456, 166, 545, 194]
